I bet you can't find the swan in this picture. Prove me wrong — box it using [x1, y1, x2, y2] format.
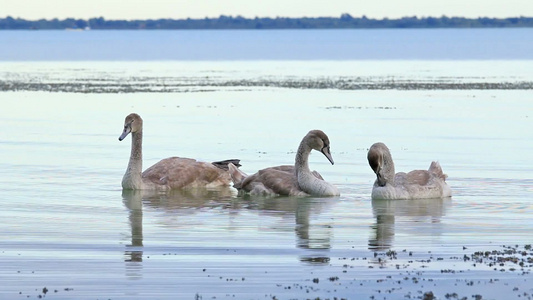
[118, 113, 241, 190]
[367, 142, 452, 200]
[228, 130, 339, 197]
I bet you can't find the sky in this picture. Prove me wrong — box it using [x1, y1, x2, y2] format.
[1, 0, 532, 20]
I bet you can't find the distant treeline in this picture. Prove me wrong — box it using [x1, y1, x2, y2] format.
[1, 14, 533, 30]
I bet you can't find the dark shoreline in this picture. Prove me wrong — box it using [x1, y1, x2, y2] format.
[2, 15, 533, 30]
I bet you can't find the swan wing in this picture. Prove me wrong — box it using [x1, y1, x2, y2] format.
[392, 168, 450, 199]
[404, 170, 431, 186]
[142, 157, 231, 189]
[240, 165, 302, 196]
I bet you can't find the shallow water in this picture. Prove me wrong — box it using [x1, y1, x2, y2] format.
[0, 61, 532, 299]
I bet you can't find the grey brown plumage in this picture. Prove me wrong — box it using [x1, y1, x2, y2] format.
[228, 130, 339, 197]
[119, 113, 240, 190]
[367, 142, 451, 200]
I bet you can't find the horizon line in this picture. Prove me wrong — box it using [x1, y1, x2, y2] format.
[2, 14, 533, 22]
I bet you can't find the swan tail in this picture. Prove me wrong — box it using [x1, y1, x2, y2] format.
[429, 161, 448, 181]
[227, 162, 248, 189]
[211, 159, 241, 170]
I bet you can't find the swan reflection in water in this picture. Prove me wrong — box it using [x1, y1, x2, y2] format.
[368, 197, 452, 251]
[122, 190, 144, 280]
[249, 196, 334, 264]
[121, 188, 239, 279]
[121, 188, 334, 271]
[122, 190, 144, 259]
[121, 188, 237, 254]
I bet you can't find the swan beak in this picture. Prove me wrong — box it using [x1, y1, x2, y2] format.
[376, 172, 386, 187]
[119, 126, 131, 141]
[321, 147, 335, 165]
[376, 163, 387, 186]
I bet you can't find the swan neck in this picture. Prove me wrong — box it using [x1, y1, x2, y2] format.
[295, 141, 312, 176]
[123, 130, 143, 189]
[130, 130, 143, 167]
[294, 141, 338, 196]
[382, 152, 396, 185]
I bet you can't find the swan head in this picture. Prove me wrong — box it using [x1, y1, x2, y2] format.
[368, 142, 394, 187]
[119, 113, 143, 141]
[306, 130, 335, 165]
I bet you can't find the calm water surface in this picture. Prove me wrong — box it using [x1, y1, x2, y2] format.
[1, 28, 533, 60]
[1, 69, 532, 298]
[0, 29, 532, 299]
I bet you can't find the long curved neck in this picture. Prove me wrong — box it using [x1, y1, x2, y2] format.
[294, 140, 338, 196]
[295, 141, 312, 177]
[122, 130, 143, 189]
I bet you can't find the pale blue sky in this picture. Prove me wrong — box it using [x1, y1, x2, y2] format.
[2, 0, 532, 20]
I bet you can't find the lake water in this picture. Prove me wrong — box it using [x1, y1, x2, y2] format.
[0, 29, 532, 299]
[1, 28, 533, 61]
